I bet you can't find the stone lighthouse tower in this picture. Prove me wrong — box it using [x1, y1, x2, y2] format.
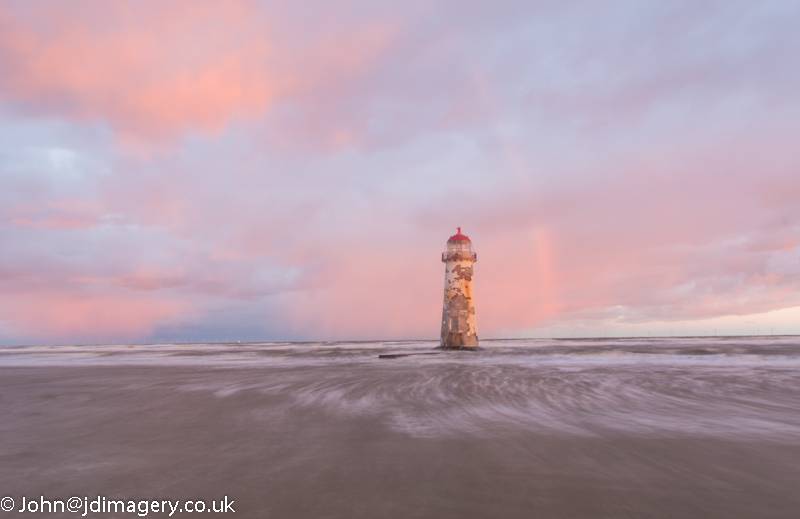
[440, 227, 478, 349]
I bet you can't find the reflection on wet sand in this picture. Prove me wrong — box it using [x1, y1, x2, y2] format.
[2, 337, 799, 518]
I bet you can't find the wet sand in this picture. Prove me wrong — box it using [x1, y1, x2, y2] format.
[2, 341, 800, 518]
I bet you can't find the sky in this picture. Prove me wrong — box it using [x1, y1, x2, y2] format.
[1, 0, 799, 345]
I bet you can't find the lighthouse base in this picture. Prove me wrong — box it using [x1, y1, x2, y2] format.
[440, 333, 479, 350]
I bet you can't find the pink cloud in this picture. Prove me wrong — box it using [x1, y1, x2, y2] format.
[1, 291, 187, 342]
[0, 1, 398, 145]
[0, 1, 279, 140]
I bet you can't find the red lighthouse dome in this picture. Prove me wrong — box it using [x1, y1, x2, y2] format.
[447, 227, 471, 242]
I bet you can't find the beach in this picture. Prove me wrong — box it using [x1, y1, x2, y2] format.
[2, 338, 800, 518]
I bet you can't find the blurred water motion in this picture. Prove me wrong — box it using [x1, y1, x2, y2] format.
[2, 337, 799, 518]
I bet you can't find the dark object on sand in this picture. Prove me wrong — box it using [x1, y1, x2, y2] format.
[378, 352, 442, 359]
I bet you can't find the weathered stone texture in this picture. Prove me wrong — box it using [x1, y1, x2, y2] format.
[440, 233, 478, 349]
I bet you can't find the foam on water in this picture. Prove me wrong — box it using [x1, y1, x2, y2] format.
[2, 336, 800, 366]
[3, 337, 800, 440]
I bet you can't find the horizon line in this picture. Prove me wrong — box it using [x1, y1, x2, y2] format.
[2, 333, 799, 348]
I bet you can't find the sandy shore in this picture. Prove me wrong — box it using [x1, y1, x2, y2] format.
[2, 363, 799, 518]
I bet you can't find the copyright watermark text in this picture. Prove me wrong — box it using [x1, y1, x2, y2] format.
[0, 496, 235, 516]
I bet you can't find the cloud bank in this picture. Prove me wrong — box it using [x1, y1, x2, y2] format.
[1, 0, 799, 343]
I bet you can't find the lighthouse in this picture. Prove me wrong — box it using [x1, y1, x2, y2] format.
[440, 227, 478, 349]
